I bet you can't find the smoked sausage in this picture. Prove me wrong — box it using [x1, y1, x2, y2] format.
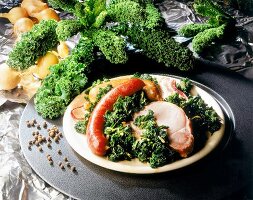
[86, 78, 145, 156]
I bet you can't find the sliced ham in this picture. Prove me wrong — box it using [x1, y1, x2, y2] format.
[132, 101, 194, 157]
[157, 77, 188, 100]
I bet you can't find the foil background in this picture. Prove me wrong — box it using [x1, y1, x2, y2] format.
[0, 0, 252, 199]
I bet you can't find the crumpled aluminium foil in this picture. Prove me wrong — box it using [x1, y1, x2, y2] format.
[0, 0, 252, 200]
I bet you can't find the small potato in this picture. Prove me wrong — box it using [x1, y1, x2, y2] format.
[0, 63, 21, 90]
[0, 7, 29, 24]
[21, 0, 48, 17]
[34, 8, 60, 22]
[13, 18, 34, 36]
[36, 51, 59, 79]
[57, 42, 69, 59]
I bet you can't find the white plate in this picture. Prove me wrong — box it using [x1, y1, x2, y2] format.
[63, 75, 225, 174]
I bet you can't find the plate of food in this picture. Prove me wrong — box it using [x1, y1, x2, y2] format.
[63, 74, 227, 174]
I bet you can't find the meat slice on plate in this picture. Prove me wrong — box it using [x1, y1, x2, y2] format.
[132, 101, 194, 157]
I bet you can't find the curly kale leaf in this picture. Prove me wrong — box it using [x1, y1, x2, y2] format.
[144, 3, 161, 28]
[178, 23, 214, 37]
[92, 30, 128, 64]
[107, 0, 146, 25]
[34, 36, 94, 119]
[56, 20, 83, 41]
[127, 26, 194, 71]
[48, 0, 78, 13]
[7, 20, 58, 70]
[166, 94, 221, 133]
[192, 24, 226, 54]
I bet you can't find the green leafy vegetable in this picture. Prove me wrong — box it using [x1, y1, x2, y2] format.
[166, 94, 221, 133]
[92, 30, 128, 64]
[178, 23, 213, 38]
[7, 20, 58, 70]
[127, 26, 194, 71]
[48, 0, 79, 13]
[133, 110, 175, 168]
[176, 78, 193, 96]
[192, 24, 226, 54]
[56, 19, 83, 41]
[74, 113, 90, 133]
[105, 125, 136, 161]
[34, 37, 94, 119]
[104, 91, 149, 128]
[178, 0, 235, 53]
[104, 90, 149, 161]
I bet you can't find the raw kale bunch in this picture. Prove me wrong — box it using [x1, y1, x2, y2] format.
[178, 0, 236, 54]
[34, 37, 93, 119]
[6, 0, 196, 119]
[7, 20, 58, 70]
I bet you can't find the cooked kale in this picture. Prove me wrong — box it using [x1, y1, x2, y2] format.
[104, 125, 136, 161]
[133, 110, 175, 168]
[74, 112, 91, 134]
[176, 78, 193, 96]
[133, 73, 158, 84]
[88, 84, 113, 112]
[104, 91, 149, 161]
[104, 91, 149, 128]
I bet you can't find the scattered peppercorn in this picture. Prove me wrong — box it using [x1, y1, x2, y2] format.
[64, 157, 68, 162]
[57, 149, 62, 155]
[37, 125, 41, 130]
[66, 162, 71, 167]
[60, 164, 65, 169]
[38, 146, 43, 152]
[71, 166, 76, 172]
[43, 122, 47, 129]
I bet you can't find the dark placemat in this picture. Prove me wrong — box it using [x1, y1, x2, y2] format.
[19, 59, 253, 200]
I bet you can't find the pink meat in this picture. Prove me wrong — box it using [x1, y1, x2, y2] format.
[132, 101, 194, 157]
[158, 77, 188, 100]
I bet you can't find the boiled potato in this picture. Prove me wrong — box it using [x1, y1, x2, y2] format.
[13, 17, 34, 36]
[0, 63, 21, 90]
[57, 41, 69, 59]
[35, 51, 59, 79]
